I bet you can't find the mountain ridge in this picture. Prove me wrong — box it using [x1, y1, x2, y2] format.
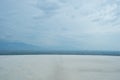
[0, 40, 42, 51]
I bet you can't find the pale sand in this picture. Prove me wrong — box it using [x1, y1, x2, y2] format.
[0, 55, 120, 80]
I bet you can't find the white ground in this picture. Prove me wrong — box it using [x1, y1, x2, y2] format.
[0, 55, 120, 80]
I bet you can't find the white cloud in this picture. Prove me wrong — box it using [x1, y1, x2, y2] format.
[87, 0, 120, 25]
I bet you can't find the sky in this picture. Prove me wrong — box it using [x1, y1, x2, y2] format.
[0, 0, 120, 51]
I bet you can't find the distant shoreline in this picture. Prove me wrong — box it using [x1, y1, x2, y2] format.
[0, 51, 120, 56]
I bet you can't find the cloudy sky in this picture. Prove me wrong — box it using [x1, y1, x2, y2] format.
[0, 0, 120, 51]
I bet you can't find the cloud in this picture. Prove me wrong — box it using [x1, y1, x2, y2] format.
[87, 0, 120, 25]
[37, 0, 60, 11]
[35, 0, 64, 18]
[0, 0, 120, 50]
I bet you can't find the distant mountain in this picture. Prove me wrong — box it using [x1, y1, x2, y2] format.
[0, 40, 120, 56]
[0, 40, 41, 51]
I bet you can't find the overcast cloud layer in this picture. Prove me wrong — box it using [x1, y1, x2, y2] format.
[0, 0, 120, 50]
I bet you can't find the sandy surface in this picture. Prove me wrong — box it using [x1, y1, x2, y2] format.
[0, 55, 120, 80]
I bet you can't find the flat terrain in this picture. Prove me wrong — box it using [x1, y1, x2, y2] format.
[0, 55, 120, 80]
